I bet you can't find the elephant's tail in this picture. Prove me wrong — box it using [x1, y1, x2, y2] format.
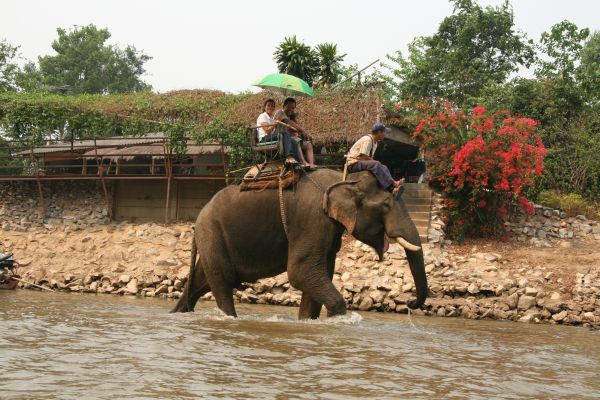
[186, 238, 198, 309]
[171, 235, 197, 313]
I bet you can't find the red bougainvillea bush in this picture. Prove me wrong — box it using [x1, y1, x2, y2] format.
[404, 103, 547, 239]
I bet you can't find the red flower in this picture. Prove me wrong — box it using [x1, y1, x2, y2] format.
[472, 106, 486, 116]
[407, 102, 545, 239]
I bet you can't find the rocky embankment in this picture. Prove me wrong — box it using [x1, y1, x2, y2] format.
[1, 182, 599, 327]
[1, 220, 598, 328]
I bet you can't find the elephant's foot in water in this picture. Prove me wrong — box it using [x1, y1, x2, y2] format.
[298, 293, 323, 319]
[298, 292, 347, 320]
[292, 270, 347, 319]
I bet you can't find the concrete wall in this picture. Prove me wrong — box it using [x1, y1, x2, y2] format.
[112, 179, 225, 222]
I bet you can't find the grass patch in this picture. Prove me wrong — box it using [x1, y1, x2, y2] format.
[537, 190, 600, 220]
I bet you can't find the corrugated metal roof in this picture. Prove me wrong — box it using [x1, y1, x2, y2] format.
[14, 133, 167, 155]
[81, 143, 228, 160]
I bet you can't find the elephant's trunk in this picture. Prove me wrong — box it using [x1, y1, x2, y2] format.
[171, 237, 197, 313]
[387, 198, 428, 309]
[405, 245, 428, 309]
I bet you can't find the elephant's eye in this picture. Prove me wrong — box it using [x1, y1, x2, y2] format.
[381, 197, 394, 210]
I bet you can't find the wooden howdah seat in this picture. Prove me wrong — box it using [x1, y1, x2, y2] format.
[239, 160, 300, 191]
[241, 128, 300, 192]
[249, 128, 284, 161]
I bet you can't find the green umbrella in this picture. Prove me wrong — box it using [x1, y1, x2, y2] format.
[253, 73, 314, 97]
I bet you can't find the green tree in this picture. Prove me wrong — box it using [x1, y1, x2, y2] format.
[0, 39, 19, 92]
[38, 24, 151, 94]
[273, 36, 318, 85]
[15, 61, 44, 92]
[577, 31, 600, 102]
[536, 20, 589, 81]
[314, 43, 346, 87]
[384, 0, 534, 104]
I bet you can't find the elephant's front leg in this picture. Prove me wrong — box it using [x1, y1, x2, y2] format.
[289, 258, 345, 318]
[297, 253, 338, 320]
[298, 294, 323, 320]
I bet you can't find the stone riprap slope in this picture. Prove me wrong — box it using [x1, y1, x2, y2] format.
[2, 219, 598, 328]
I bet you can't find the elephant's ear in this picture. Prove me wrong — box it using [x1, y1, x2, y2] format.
[323, 181, 362, 234]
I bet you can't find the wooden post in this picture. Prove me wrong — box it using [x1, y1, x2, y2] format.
[29, 147, 45, 216]
[95, 139, 112, 219]
[220, 139, 227, 184]
[164, 142, 172, 224]
[175, 180, 181, 221]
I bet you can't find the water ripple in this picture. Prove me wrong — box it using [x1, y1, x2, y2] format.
[0, 291, 598, 399]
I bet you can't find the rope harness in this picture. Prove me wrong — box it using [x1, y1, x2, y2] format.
[278, 176, 289, 237]
[241, 162, 323, 239]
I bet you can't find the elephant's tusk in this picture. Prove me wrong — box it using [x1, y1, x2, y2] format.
[395, 237, 421, 252]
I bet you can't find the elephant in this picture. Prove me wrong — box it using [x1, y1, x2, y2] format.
[172, 168, 427, 319]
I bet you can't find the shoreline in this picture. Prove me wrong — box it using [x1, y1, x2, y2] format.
[4, 222, 599, 329]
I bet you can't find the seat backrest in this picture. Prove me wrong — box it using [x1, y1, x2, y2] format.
[249, 128, 259, 146]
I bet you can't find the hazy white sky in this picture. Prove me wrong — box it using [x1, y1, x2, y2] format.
[3, 0, 599, 93]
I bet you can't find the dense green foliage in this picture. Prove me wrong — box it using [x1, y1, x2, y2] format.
[0, 91, 252, 167]
[381, 0, 534, 104]
[376, 0, 599, 207]
[3, 24, 152, 94]
[1, 0, 597, 212]
[274, 36, 318, 85]
[273, 37, 346, 87]
[0, 39, 19, 92]
[37, 24, 152, 94]
[314, 43, 347, 87]
[537, 190, 600, 220]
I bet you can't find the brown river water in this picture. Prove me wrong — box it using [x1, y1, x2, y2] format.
[0, 290, 598, 399]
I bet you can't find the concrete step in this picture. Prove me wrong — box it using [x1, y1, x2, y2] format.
[416, 226, 428, 235]
[416, 227, 429, 241]
[408, 212, 430, 224]
[413, 219, 429, 229]
[403, 192, 432, 200]
[406, 204, 432, 213]
[402, 183, 432, 242]
[403, 183, 430, 190]
[403, 196, 432, 203]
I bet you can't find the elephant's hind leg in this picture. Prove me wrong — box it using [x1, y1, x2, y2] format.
[172, 263, 210, 313]
[203, 265, 237, 318]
